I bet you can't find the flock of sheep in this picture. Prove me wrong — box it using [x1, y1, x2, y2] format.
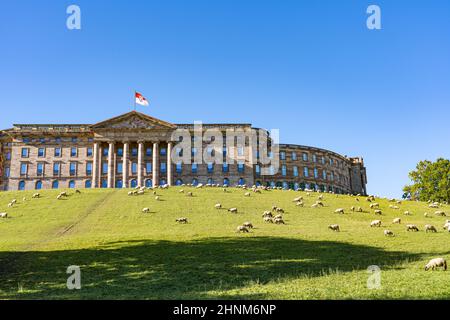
[1, 183, 449, 272]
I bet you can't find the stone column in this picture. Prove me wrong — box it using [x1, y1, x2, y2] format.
[92, 142, 99, 188]
[98, 146, 103, 188]
[138, 141, 144, 187]
[122, 142, 129, 188]
[167, 142, 173, 186]
[153, 142, 159, 187]
[107, 142, 115, 188]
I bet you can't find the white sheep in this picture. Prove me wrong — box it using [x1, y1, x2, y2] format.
[425, 258, 447, 271]
[215, 203, 222, 209]
[0, 212, 8, 218]
[264, 217, 274, 223]
[404, 211, 412, 216]
[176, 217, 188, 224]
[335, 208, 345, 214]
[384, 230, 395, 237]
[274, 218, 285, 225]
[406, 224, 419, 232]
[244, 192, 251, 197]
[236, 226, 249, 233]
[155, 196, 160, 201]
[425, 225, 437, 233]
[392, 218, 401, 224]
[142, 208, 150, 213]
[243, 222, 254, 229]
[374, 209, 383, 215]
[370, 220, 382, 227]
[32, 193, 40, 199]
[328, 224, 340, 232]
[228, 208, 238, 214]
[370, 203, 380, 209]
[435, 211, 446, 217]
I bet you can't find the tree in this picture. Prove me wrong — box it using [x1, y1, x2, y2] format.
[403, 158, 450, 202]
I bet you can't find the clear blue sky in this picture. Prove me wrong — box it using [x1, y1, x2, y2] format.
[1, 1, 449, 198]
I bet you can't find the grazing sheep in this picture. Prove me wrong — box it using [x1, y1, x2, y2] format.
[271, 206, 278, 211]
[7, 203, 13, 208]
[425, 258, 447, 271]
[75, 190, 81, 194]
[293, 197, 303, 202]
[311, 203, 319, 208]
[137, 190, 145, 195]
[11, 199, 17, 205]
[370, 220, 382, 228]
[244, 192, 251, 197]
[56, 194, 63, 200]
[384, 230, 395, 237]
[32, 193, 40, 199]
[435, 211, 446, 217]
[328, 224, 340, 232]
[155, 196, 160, 201]
[424, 212, 431, 218]
[392, 218, 401, 224]
[228, 208, 238, 214]
[262, 211, 273, 218]
[406, 224, 419, 232]
[276, 208, 285, 213]
[274, 218, 285, 225]
[443, 220, 450, 230]
[370, 203, 380, 209]
[215, 203, 222, 209]
[263, 217, 274, 223]
[374, 209, 383, 215]
[142, 208, 150, 213]
[356, 207, 363, 212]
[274, 214, 283, 220]
[127, 191, 134, 196]
[315, 201, 324, 207]
[404, 211, 412, 216]
[335, 208, 345, 214]
[22, 197, 27, 202]
[350, 206, 355, 212]
[296, 201, 304, 207]
[425, 225, 437, 233]
[186, 192, 193, 197]
[0, 212, 8, 218]
[176, 218, 188, 224]
[318, 195, 324, 200]
[179, 189, 184, 193]
[236, 226, 249, 233]
[243, 222, 254, 229]
[429, 203, 439, 209]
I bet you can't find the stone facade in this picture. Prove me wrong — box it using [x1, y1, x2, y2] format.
[0, 111, 367, 195]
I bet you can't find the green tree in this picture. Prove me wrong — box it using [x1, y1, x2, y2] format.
[403, 158, 450, 202]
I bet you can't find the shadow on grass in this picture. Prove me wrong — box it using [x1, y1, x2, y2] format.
[0, 237, 422, 300]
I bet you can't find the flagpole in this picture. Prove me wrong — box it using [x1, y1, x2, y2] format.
[134, 90, 136, 111]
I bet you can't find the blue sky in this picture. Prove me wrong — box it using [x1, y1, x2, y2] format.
[1, 0, 449, 198]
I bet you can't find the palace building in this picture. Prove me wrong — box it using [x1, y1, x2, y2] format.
[0, 111, 367, 194]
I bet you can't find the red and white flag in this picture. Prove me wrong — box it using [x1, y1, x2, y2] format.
[135, 92, 149, 106]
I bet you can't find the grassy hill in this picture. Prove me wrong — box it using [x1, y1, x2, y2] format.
[0, 186, 449, 300]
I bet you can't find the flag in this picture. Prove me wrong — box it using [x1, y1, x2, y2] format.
[135, 92, 149, 106]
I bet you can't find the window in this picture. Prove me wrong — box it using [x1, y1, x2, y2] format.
[70, 162, 77, 176]
[132, 162, 137, 174]
[72, 137, 78, 143]
[238, 162, 245, 173]
[176, 162, 182, 174]
[330, 158, 334, 166]
[146, 148, 152, 157]
[280, 152, 286, 160]
[282, 182, 289, 190]
[176, 148, 183, 157]
[223, 178, 230, 186]
[160, 148, 167, 156]
[37, 163, 44, 176]
[255, 165, 261, 176]
[207, 178, 214, 185]
[38, 148, 45, 157]
[192, 178, 199, 186]
[101, 179, 107, 188]
[293, 166, 299, 177]
[5, 152, 11, 160]
[85, 180, 92, 188]
[117, 162, 123, 174]
[55, 137, 61, 143]
[132, 148, 138, 157]
[330, 172, 334, 181]
[282, 165, 287, 176]
[238, 146, 244, 156]
[175, 179, 183, 186]
[160, 163, 167, 174]
[292, 152, 297, 161]
[146, 162, 152, 174]
[302, 153, 308, 162]
[102, 162, 108, 175]
[313, 154, 317, 163]
[20, 163, 28, 175]
[35, 181, 42, 190]
[207, 163, 214, 173]
[130, 179, 137, 188]
[68, 180, 75, 188]
[238, 178, 245, 186]
[223, 147, 227, 157]
[322, 170, 327, 180]
[116, 148, 123, 157]
[314, 168, 319, 178]
[87, 147, 93, 157]
[86, 162, 93, 175]
[39, 138, 45, 143]
[22, 137, 30, 143]
[88, 138, 94, 142]
[103, 148, 109, 157]
[18, 181, 26, 191]
[303, 167, 309, 177]
[145, 179, 153, 188]
[192, 163, 198, 173]
[21, 148, 29, 158]
[53, 163, 61, 176]
[52, 180, 59, 189]
[115, 180, 123, 188]
[192, 148, 197, 157]
[55, 148, 62, 157]
[71, 147, 78, 157]
[223, 163, 229, 173]
[322, 156, 326, 165]
[5, 167, 10, 178]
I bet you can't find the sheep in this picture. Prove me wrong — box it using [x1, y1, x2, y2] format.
[274, 214, 283, 220]
[356, 207, 363, 212]
[293, 197, 303, 202]
[384, 230, 395, 237]
[335, 208, 345, 214]
[32, 193, 40, 199]
[404, 211, 412, 216]
[318, 195, 324, 200]
[443, 220, 450, 230]
[425, 225, 437, 233]
[22, 197, 27, 202]
[228, 208, 238, 214]
[7, 203, 13, 208]
[262, 211, 273, 218]
[296, 201, 304, 207]
[374, 209, 383, 215]
[271, 206, 278, 211]
[328, 224, 340, 232]
[276, 208, 285, 213]
[0, 212, 8, 218]
[142, 208, 150, 213]
[152, 191, 157, 195]
[435, 211, 446, 217]
[424, 212, 431, 218]
[127, 191, 134, 196]
[263, 217, 274, 223]
[311, 203, 319, 208]
[186, 192, 193, 197]
[215, 203, 222, 210]
[406, 224, 419, 232]
[244, 192, 251, 197]
[350, 206, 356, 212]
[390, 205, 400, 210]
[425, 258, 447, 271]
[236, 226, 249, 233]
[274, 218, 285, 225]
[11, 199, 17, 205]
[176, 217, 188, 224]
[137, 190, 145, 195]
[75, 190, 81, 194]
[179, 189, 184, 193]
[392, 218, 401, 224]
[315, 201, 324, 207]
[370, 203, 380, 209]
[155, 196, 160, 201]
[56, 194, 63, 200]
[429, 203, 439, 209]
[370, 220, 382, 227]
[243, 222, 254, 229]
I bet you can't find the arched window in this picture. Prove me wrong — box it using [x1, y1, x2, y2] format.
[207, 178, 214, 185]
[282, 182, 288, 190]
[130, 179, 137, 188]
[270, 181, 276, 187]
[175, 179, 183, 186]
[192, 178, 198, 186]
[238, 178, 245, 186]
[35, 181, 43, 190]
[294, 182, 300, 190]
[69, 180, 76, 189]
[52, 180, 59, 189]
[115, 180, 123, 188]
[85, 180, 92, 188]
[101, 179, 107, 188]
[223, 178, 230, 186]
[145, 179, 153, 188]
[18, 180, 26, 191]
[159, 179, 167, 186]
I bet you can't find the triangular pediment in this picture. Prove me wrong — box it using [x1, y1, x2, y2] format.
[90, 111, 176, 130]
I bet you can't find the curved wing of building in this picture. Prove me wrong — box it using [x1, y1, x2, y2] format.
[0, 111, 367, 195]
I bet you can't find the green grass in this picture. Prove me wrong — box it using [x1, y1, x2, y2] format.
[0, 187, 449, 299]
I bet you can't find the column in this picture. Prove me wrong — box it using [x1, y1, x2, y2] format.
[138, 141, 144, 187]
[98, 145, 103, 188]
[153, 142, 159, 187]
[167, 142, 173, 186]
[107, 142, 115, 188]
[92, 142, 99, 188]
[122, 141, 129, 188]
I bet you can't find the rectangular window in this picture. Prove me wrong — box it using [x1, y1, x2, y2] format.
[86, 162, 93, 176]
[6, 152, 11, 160]
[314, 168, 319, 178]
[131, 162, 137, 174]
[255, 165, 261, 176]
[282, 165, 287, 176]
[21, 148, 29, 158]
[223, 163, 229, 173]
[160, 148, 167, 156]
[117, 162, 123, 174]
[39, 137, 46, 143]
[280, 152, 286, 160]
[238, 147, 244, 157]
[302, 153, 308, 162]
[53, 163, 60, 176]
[38, 148, 45, 157]
[55, 148, 62, 157]
[55, 137, 61, 143]
[20, 163, 28, 175]
[160, 163, 167, 174]
[176, 162, 182, 173]
[70, 162, 77, 176]
[192, 163, 198, 173]
[72, 137, 78, 143]
[293, 166, 299, 177]
[71, 147, 78, 157]
[131, 148, 138, 157]
[102, 162, 108, 175]
[207, 163, 214, 173]
[292, 152, 297, 161]
[5, 167, 10, 178]
[117, 148, 123, 157]
[223, 147, 227, 157]
[303, 167, 309, 177]
[23, 137, 30, 143]
[192, 148, 197, 157]
[87, 147, 93, 157]
[146, 162, 152, 174]
[37, 163, 44, 176]
[330, 158, 334, 166]
[238, 162, 245, 173]
[330, 172, 334, 181]
[322, 156, 326, 165]
[146, 148, 152, 157]
[103, 148, 109, 157]
[323, 170, 327, 180]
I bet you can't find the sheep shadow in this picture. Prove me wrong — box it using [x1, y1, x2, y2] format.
[0, 237, 423, 300]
